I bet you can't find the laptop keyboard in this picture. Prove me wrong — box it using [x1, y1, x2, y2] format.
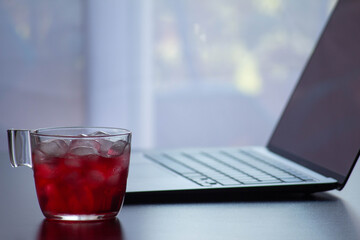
[145, 149, 315, 187]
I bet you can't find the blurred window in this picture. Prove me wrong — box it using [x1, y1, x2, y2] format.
[89, 0, 336, 149]
[0, 0, 84, 151]
[0, 0, 336, 151]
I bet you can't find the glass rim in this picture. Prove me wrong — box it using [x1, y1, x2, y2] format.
[31, 126, 132, 138]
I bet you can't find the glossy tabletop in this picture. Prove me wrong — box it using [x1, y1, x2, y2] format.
[1, 151, 360, 240]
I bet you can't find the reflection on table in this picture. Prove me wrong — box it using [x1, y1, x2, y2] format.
[37, 218, 123, 240]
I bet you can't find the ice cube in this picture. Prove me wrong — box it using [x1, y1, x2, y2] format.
[69, 146, 98, 156]
[107, 174, 121, 186]
[97, 139, 114, 157]
[88, 131, 109, 136]
[63, 171, 80, 182]
[32, 149, 46, 162]
[38, 139, 68, 157]
[34, 163, 57, 179]
[69, 139, 101, 152]
[107, 140, 127, 156]
[107, 166, 126, 186]
[123, 142, 131, 156]
[86, 170, 106, 187]
[63, 157, 83, 168]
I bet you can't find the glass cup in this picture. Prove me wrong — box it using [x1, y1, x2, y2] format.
[7, 127, 131, 221]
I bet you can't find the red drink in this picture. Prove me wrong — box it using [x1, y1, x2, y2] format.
[32, 138, 130, 220]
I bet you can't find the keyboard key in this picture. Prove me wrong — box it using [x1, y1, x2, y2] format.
[146, 154, 196, 174]
[183, 172, 204, 178]
[216, 178, 241, 185]
[191, 176, 219, 186]
[257, 176, 279, 181]
[172, 154, 222, 176]
[259, 179, 282, 183]
[240, 179, 261, 184]
[297, 175, 315, 181]
[281, 178, 303, 183]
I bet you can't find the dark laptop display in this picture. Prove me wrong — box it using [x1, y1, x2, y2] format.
[268, 0, 360, 188]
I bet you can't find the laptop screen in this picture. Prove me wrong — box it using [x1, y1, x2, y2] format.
[268, 0, 360, 186]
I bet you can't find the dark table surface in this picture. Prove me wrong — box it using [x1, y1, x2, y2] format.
[1, 150, 360, 240]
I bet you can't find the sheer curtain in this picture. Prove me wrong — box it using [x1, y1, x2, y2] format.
[86, 0, 155, 149]
[0, 0, 335, 151]
[0, 0, 85, 151]
[86, 0, 336, 150]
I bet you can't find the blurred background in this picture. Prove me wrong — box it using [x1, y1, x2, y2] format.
[0, 0, 336, 151]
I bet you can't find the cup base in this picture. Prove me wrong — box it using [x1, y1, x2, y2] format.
[44, 212, 118, 221]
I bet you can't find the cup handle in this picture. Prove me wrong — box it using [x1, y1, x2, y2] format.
[7, 129, 32, 168]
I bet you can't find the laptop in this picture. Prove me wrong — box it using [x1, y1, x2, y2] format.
[126, 0, 360, 200]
